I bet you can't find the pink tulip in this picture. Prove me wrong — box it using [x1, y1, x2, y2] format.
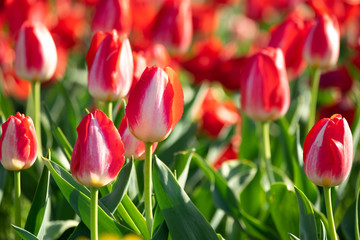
[91, 0, 131, 35]
[303, 14, 340, 69]
[240, 47, 290, 121]
[304, 114, 353, 187]
[14, 21, 57, 82]
[152, 0, 193, 53]
[126, 66, 184, 142]
[86, 30, 134, 101]
[118, 115, 158, 160]
[0, 113, 37, 171]
[70, 110, 125, 188]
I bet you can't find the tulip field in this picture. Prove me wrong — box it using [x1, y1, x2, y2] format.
[1, 1, 360, 240]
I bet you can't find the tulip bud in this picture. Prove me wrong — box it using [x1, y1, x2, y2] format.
[126, 66, 184, 143]
[268, 13, 309, 80]
[86, 30, 134, 101]
[0, 113, 37, 171]
[152, 0, 193, 53]
[240, 47, 290, 121]
[118, 115, 158, 160]
[14, 21, 57, 82]
[70, 110, 125, 188]
[91, 0, 131, 35]
[303, 14, 340, 69]
[303, 114, 353, 187]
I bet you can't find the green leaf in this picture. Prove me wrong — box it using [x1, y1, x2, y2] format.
[268, 183, 299, 240]
[192, 153, 278, 239]
[43, 104, 73, 162]
[100, 159, 133, 213]
[68, 222, 90, 240]
[153, 156, 219, 240]
[173, 150, 194, 188]
[356, 186, 360, 240]
[24, 166, 50, 238]
[288, 233, 301, 240]
[0, 164, 7, 204]
[12, 225, 39, 240]
[43, 157, 132, 237]
[294, 186, 318, 240]
[44, 220, 78, 240]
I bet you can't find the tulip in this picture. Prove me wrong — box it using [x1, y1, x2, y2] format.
[0, 112, 38, 235]
[71, 110, 125, 240]
[70, 109, 125, 188]
[240, 47, 290, 122]
[14, 21, 57, 82]
[14, 21, 57, 159]
[268, 12, 309, 80]
[126, 65, 184, 234]
[303, 14, 340, 132]
[86, 30, 134, 102]
[152, 0, 193, 53]
[118, 115, 158, 160]
[303, 114, 352, 240]
[91, 0, 131, 35]
[303, 114, 352, 187]
[303, 14, 340, 69]
[0, 113, 37, 171]
[126, 66, 184, 143]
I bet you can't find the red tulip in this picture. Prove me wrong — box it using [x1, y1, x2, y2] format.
[0, 113, 37, 171]
[86, 30, 133, 101]
[197, 89, 240, 138]
[152, 0, 193, 53]
[1, 70, 31, 100]
[118, 115, 158, 160]
[303, 114, 353, 187]
[126, 66, 184, 142]
[14, 21, 57, 82]
[70, 110, 125, 188]
[303, 14, 340, 69]
[268, 12, 309, 80]
[91, 0, 131, 35]
[319, 66, 353, 94]
[240, 47, 290, 121]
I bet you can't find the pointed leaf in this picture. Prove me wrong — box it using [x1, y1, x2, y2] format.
[173, 150, 194, 188]
[24, 166, 50, 237]
[268, 183, 299, 240]
[294, 186, 318, 240]
[153, 156, 219, 240]
[12, 225, 39, 240]
[100, 159, 133, 213]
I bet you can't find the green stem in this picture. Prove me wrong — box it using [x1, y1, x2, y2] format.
[105, 101, 113, 121]
[91, 188, 99, 240]
[118, 202, 141, 235]
[260, 121, 275, 184]
[33, 80, 42, 158]
[324, 187, 338, 240]
[144, 142, 153, 236]
[14, 171, 21, 240]
[307, 68, 321, 133]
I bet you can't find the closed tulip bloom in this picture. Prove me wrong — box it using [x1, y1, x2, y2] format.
[0, 113, 37, 171]
[152, 0, 193, 53]
[86, 30, 134, 101]
[240, 47, 290, 121]
[14, 21, 57, 82]
[303, 114, 353, 187]
[118, 115, 158, 160]
[70, 110, 125, 188]
[126, 66, 184, 143]
[91, 0, 131, 35]
[303, 14, 340, 69]
[268, 13, 309, 80]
